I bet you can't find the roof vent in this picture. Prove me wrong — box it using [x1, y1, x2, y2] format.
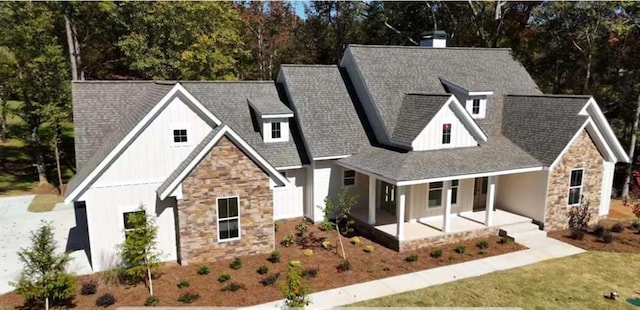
[420, 30, 447, 48]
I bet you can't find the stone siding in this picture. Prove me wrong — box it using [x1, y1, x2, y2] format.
[176, 136, 274, 265]
[545, 130, 603, 231]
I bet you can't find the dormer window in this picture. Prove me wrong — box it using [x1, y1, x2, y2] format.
[472, 99, 481, 115]
[271, 122, 281, 139]
[442, 123, 451, 144]
[465, 97, 487, 119]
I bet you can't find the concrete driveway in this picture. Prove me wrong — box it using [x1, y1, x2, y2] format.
[0, 195, 92, 294]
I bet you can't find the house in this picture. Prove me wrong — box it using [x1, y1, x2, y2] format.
[65, 35, 629, 271]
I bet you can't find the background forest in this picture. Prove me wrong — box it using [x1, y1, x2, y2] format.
[0, 1, 639, 197]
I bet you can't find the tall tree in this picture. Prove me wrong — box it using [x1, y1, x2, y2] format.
[0, 46, 17, 141]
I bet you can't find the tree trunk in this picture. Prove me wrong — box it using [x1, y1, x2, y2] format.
[64, 15, 83, 80]
[54, 135, 63, 195]
[0, 91, 7, 141]
[583, 52, 592, 93]
[147, 266, 154, 296]
[622, 94, 640, 198]
[31, 125, 48, 185]
[335, 223, 346, 260]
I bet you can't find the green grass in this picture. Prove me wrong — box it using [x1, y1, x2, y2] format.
[353, 252, 640, 310]
[28, 194, 62, 212]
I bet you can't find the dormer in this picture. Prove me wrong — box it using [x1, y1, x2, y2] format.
[440, 78, 493, 119]
[247, 97, 294, 143]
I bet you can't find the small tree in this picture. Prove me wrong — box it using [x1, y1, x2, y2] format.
[119, 206, 163, 296]
[324, 189, 358, 259]
[281, 263, 311, 309]
[568, 196, 591, 233]
[12, 221, 76, 310]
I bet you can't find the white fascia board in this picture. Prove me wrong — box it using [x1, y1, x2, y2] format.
[395, 166, 545, 187]
[468, 91, 494, 96]
[585, 119, 616, 162]
[581, 98, 629, 163]
[64, 83, 220, 205]
[334, 161, 398, 185]
[158, 125, 290, 200]
[313, 155, 351, 161]
[261, 113, 294, 119]
[276, 165, 305, 170]
[446, 95, 488, 142]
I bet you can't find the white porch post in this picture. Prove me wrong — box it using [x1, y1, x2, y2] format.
[396, 186, 406, 241]
[368, 176, 376, 225]
[443, 181, 452, 233]
[485, 176, 497, 226]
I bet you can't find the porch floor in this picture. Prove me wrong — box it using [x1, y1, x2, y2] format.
[351, 208, 531, 241]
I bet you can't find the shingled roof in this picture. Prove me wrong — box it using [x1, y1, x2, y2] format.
[278, 65, 370, 159]
[390, 94, 451, 147]
[247, 96, 293, 117]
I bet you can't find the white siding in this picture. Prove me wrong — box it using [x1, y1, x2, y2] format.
[411, 104, 477, 151]
[496, 171, 549, 223]
[84, 183, 178, 272]
[600, 161, 615, 215]
[408, 179, 474, 219]
[273, 168, 305, 220]
[311, 160, 344, 222]
[94, 97, 213, 186]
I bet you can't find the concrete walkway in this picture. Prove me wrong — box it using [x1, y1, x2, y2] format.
[245, 235, 585, 309]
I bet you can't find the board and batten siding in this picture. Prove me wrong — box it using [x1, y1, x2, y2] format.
[408, 179, 474, 220]
[93, 97, 214, 186]
[411, 105, 477, 151]
[273, 168, 305, 220]
[599, 161, 615, 215]
[495, 170, 548, 223]
[311, 160, 346, 222]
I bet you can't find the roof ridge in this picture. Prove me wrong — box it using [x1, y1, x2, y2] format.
[347, 44, 513, 51]
[280, 64, 338, 68]
[505, 94, 592, 99]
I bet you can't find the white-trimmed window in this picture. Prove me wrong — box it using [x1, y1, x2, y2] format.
[442, 123, 451, 144]
[568, 169, 584, 205]
[472, 99, 481, 114]
[343, 170, 356, 186]
[428, 182, 443, 208]
[450, 180, 458, 204]
[217, 196, 240, 241]
[271, 122, 281, 139]
[173, 129, 188, 143]
[123, 210, 145, 242]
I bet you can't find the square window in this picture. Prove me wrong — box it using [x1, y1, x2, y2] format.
[442, 123, 451, 144]
[472, 99, 481, 114]
[173, 129, 188, 143]
[343, 170, 356, 186]
[217, 197, 240, 241]
[271, 122, 281, 139]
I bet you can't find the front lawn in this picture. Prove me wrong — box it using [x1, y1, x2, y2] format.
[28, 194, 62, 212]
[353, 251, 640, 310]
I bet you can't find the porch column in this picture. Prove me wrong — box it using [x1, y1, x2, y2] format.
[443, 181, 452, 233]
[485, 176, 497, 226]
[368, 176, 376, 225]
[396, 186, 406, 241]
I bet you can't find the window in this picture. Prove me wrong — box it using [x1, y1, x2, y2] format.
[123, 210, 145, 241]
[343, 170, 356, 186]
[451, 180, 458, 204]
[442, 123, 451, 144]
[428, 182, 443, 208]
[472, 99, 481, 114]
[271, 122, 281, 139]
[568, 169, 584, 205]
[173, 129, 188, 143]
[217, 197, 240, 241]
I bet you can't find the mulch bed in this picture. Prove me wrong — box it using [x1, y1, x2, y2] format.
[548, 218, 640, 253]
[0, 218, 525, 309]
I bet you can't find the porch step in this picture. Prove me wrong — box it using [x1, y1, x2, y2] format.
[499, 222, 547, 241]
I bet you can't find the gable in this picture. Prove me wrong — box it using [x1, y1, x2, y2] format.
[412, 102, 478, 151]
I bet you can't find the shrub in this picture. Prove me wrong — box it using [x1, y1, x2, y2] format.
[337, 260, 351, 272]
[322, 240, 332, 249]
[197, 265, 210, 275]
[301, 267, 319, 279]
[81, 280, 98, 295]
[268, 250, 281, 263]
[95, 293, 116, 308]
[218, 273, 231, 283]
[405, 253, 418, 262]
[303, 249, 314, 257]
[177, 292, 199, 304]
[319, 219, 335, 231]
[282, 264, 311, 308]
[351, 236, 361, 245]
[602, 231, 614, 243]
[498, 237, 511, 244]
[570, 229, 585, 240]
[455, 246, 466, 254]
[593, 224, 605, 237]
[177, 280, 190, 289]
[230, 257, 242, 270]
[281, 233, 295, 247]
[430, 249, 443, 258]
[289, 260, 301, 268]
[296, 221, 308, 234]
[611, 222, 625, 233]
[260, 273, 280, 286]
[631, 221, 640, 232]
[222, 282, 246, 292]
[257, 265, 269, 275]
[382, 267, 390, 272]
[568, 199, 591, 232]
[144, 295, 159, 307]
[476, 240, 489, 249]
[364, 245, 374, 253]
[274, 220, 281, 232]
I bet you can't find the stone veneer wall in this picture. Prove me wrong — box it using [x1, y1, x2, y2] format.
[545, 130, 604, 231]
[176, 136, 274, 265]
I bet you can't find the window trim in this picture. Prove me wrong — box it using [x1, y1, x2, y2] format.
[119, 206, 146, 243]
[271, 122, 281, 139]
[216, 195, 241, 242]
[442, 123, 452, 144]
[428, 181, 443, 208]
[343, 169, 356, 187]
[450, 180, 459, 205]
[472, 99, 481, 114]
[170, 124, 193, 147]
[568, 168, 585, 206]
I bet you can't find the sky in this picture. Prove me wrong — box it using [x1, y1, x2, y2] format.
[291, 0, 309, 18]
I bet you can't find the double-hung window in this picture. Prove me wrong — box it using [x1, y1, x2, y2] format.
[217, 196, 240, 241]
[568, 169, 583, 205]
[442, 123, 451, 144]
[472, 99, 481, 114]
[123, 210, 145, 242]
[428, 182, 443, 208]
[343, 170, 356, 186]
[271, 122, 281, 139]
